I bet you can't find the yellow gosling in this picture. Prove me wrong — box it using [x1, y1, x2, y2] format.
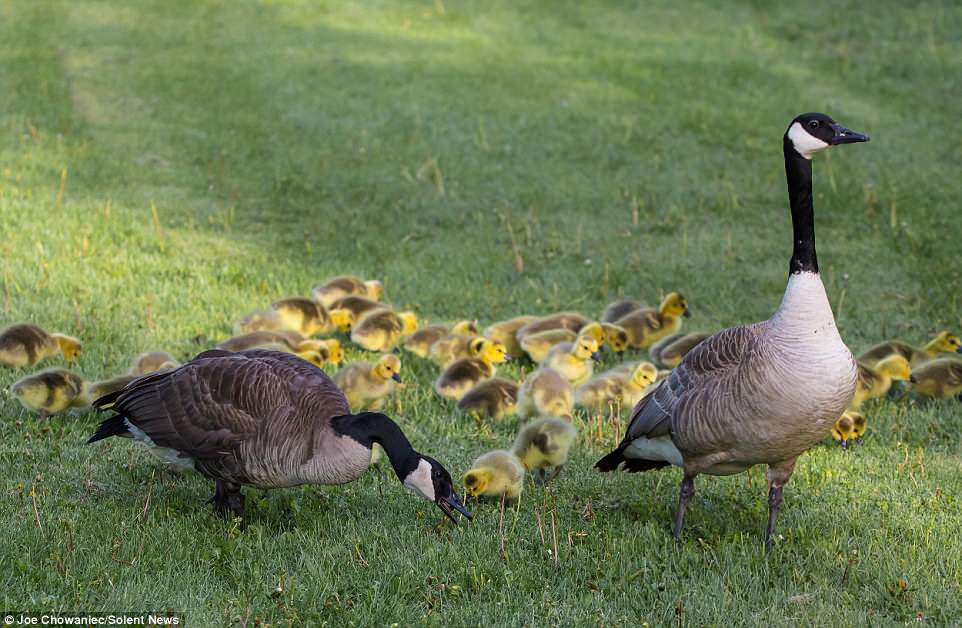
[858, 331, 961, 368]
[434, 340, 508, 401]
[516, 367, 573, 419]
[542, 336, 600, 385]
[511, 417, 578, 483]
[457, 378, 519, 421]
[483, 315, 538, 359]
[0, 323, 81, 367]
[10, 368, 88, 418]
[615, 292, 690, 349]
[333, 354, 402, 411]
[463, 450, 525, 501]
[351, 309, 418, 352]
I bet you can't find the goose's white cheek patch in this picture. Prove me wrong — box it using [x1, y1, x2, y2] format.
[788, 122, 829, 160]
[403, 459, 435, 501]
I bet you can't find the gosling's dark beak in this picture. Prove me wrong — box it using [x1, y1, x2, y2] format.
[503, 355, 512, 362]
[841, 440, 848, 451]
[956, 346, 962, 354]
[830, 123, 870, 145]
[436, 491, 472, 524]
[682, 309, 691, 318]
[909, 374, 918, 384]
[591, 352, 601, 362]
[391, 373, 402, 383]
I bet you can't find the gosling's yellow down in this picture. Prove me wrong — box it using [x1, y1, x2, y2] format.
[511, 417, 578, 483]
[463, 450, 525, 500]
[273, 297, 354, 335]
[312, 275, 384, 308]
[831, 413, 856, 449]
[908, 358, 962, 400]
[129, 351, 180, 375]
[434, 340, 508, 401]
[333, 354, 402, 411]
[850, 411, 867, 442]
[575, 362, 658, 414]
[516, 367, 573, 419]
[850, 355, 911, 409]
[0, 323, 81, 368]
[429, 333, 483, 367]
[614, 292, 690, 349]
[329, 295, 386, 321]
[9, 368, 88, 417]
[649, 332, 710, 369]
[858, 331, 961, 368]
[457, 377, 519, 420]
[405, 319, 477, 359]
[484, 315, 538, 359]
[351, 308, 418, 352]
[541, 336, 600, 385]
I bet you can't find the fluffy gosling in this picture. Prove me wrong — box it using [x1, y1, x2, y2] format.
[600, 299, 644, 324]
[516, 367, 573, 420]
[575, 362, 658, 414]
[649, 332, 710, 369]
[483, 315, 538, 359]
[312, 275, 384, 308]
[457, 377, 519, 420]
[851, 355, 912, 409]
[541, 336, 600, 385]
[129, 351, 180, 375]
[351, 308, 418, 352]
[511, 417, 578, 483]
[463, 450, 525, 501]
[908, 358, 962, 400]
[0, 323, 81, 368]
[434, 340, 508, 401]
[10, 368, 88, 417]
[614, 292, 690, 349]
[831, 413, 856, 449]
[333, 354, 402, 411]
[858, 331, 961, 368]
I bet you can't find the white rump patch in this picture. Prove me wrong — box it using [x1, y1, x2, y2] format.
[124, 418, 195, 470]
[787, 122, 829, 160]
[625, 436, 684, 467]
[403, 459, 435, 502]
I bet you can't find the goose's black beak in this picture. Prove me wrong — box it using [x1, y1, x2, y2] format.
[392, 373, 402, 383]
[436, 491, 472, 524]
[830, 123, 869, 145]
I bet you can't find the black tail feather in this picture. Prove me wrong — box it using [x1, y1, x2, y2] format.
[87, 414, 130, 444]
[595, 442, 670, 473]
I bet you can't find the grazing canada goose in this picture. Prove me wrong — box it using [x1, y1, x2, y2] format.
[483, 315, 538, 359]
[457, 377, 519, 420]
[312, 275, 384, 308]
[404, 320, 478, 358]
[462, 450, 525, 500]
[272, 297, 354, 336]
[541, 336, 600, 385]
[615, 293, 690, 349]
[575, 362, 658, 414]
[831, 413, 856, 449]
[428, 332, 484, 367]
[129, 351, 180, 375]
[858, 331, 961, 368]
[908, 358, 962, 400]
[516, 312, 591, 341]
[328, 295, 386, 321]
[87, 350, 470, 522]
[0, 323, 82, 367]
[650, 333, 711, 369]
[10, 368, 88, 417]
[516, 367, 574, 419]
[333, 354, 403, 412]
[351, 309, 418, 352]
[511, 418, 578, 483]
[596, 113, 868, 545]
[601, 299, 644, 324]
[850, 355, 912, 409]
[434, 340, 509, 401]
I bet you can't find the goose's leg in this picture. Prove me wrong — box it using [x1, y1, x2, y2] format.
[765, 458, 797, 547]
[672, 475, 696, 541]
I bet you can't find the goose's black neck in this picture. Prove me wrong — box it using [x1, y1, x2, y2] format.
[783, 137, 818, 275]
[332, 412, 419, 480]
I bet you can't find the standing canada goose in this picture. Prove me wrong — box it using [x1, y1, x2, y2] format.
[516, 367, 574, 419]
[350, 308, 418, 352]
[511, 418, 578, 483]
[908, 358, 962, 400]
[462, 450, 525, 500]
[333, 354, 403, 411]
[129, 351, 180, 375]
[541, 336, 600, 386]
[614, 293, 690, 349]
[831, 413, 856, 449]
[649, 333, 711, 369]
[10, 368, 88, 417]
[434, 340, 509, 401]
[857, 331, 961, 368]
[457, 377, 519, 420]
[312, 275, 384, 308]
[86, 350, 470, 523]
[428, 333, 483, 367]
[596, 113, 868, 545]
[601, 299, 644, 324]
[272, 297, 354, 336]
[850, 355, 912, 409]
[0, 323, 82, 367]
[404, 320, 478, 358]
[482, 315, 536, 359]
[516, 312, 591, 341]
[329, 295, 387, 321]
[575, 362, 658, 415]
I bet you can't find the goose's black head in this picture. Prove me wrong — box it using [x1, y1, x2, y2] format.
[785, 112, 869, 160]
[402, 454, 473, 524]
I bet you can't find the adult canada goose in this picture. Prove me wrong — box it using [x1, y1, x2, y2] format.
[908, 358, 962, 400]
[857, 331, 961, 368]
[596, 113, 868, 545]
[649, 333, 711, 369]
[87, 350, 470, 522]
[312, 275, 384, 308]
[0, 323, 82, 367]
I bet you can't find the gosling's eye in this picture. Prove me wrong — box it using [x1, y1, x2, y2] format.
[808, 120, 820, 129]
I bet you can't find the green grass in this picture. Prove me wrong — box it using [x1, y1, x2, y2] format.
[2, 0, 961, 624]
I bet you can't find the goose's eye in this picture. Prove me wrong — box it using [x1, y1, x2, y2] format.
[808, 120, 819, 129]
